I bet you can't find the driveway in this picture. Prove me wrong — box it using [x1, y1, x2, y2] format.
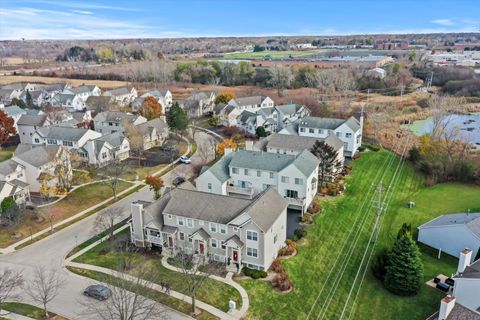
[0, 131, 216, 320]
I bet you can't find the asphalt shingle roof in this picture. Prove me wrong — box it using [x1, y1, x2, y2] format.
[266, 133, 344, 153]
[0, 159, 21, 175]
[37, 126, 93, 142]
[17, 114, 47, 126]
[13, 145, 61, 167]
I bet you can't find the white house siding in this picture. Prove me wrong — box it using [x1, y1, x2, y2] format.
[278, 164, 317, 211]
[196, 172, 225, 195]
[18, 124, 40, 144]
[418, 225, 480, 258]
[262, 209, 287, 268]
[298, 124, 361, 157]
[453, 278, 480, 311]
[241, 221, 265, 269]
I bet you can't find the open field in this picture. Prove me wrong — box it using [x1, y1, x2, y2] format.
[222, 49, 327, 60]
[0, 75, 127, 89]
[0, 181, 132, 248]
[240, 150, 480, 320]
[73, 231, 242, 313]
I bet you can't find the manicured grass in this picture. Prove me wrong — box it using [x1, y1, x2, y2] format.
[223, 49, 326, 60]
[240, 150, 480, 320]
[0, 146, 16, 162]
[2, 302, 67, 319]
[0, 181, 132, 248]
[67, 267, 219, 320]
[73, 235, 242, 312]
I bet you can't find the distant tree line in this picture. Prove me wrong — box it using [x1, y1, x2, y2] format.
[412, 66, 479, 96]
[56, 46, 148, 63]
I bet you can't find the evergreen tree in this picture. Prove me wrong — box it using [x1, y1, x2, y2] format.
[25, 90, 33, 108]
[256, 126, 267, 138]
[310, 140, 341, 186]
[397, 223, 412, 239]
[166, 102, 188, 132]
[384, 235, 424, 296]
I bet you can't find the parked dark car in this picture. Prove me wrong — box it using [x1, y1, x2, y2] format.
[83, 284, 112, 300]
[172, 176, 186, 187]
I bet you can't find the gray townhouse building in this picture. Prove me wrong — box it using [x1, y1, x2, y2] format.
[130, 187, 288, 272]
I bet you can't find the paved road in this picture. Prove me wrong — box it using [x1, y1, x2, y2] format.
[0, 132, 216, 320]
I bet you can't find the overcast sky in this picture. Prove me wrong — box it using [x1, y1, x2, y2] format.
[1, 0, 479, 40]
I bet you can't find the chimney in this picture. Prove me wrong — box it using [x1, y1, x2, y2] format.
[457, 248, 472, 274]
[439, 295, 456, 320]
[130, 202, 145, 245]
[245, 140, 253, 151]
[224, 147, 233, 156]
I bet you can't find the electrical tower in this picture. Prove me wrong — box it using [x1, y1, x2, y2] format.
[372, 183, 386, 241]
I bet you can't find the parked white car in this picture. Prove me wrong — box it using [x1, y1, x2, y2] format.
[180, 156, 191, 164]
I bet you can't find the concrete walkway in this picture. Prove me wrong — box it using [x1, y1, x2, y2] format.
[0, 311, 35, 320]
[0, 135, 192, 255]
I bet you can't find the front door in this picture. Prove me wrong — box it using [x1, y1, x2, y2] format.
[232, 249, 238, 262]
[168, 236, 173, 247]
[199, 242, 205, 254]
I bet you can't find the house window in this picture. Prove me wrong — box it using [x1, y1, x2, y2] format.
[16, 170, 23, 178]
[188, 234, 193, 243]
[62, 141, 73, 147]
[232, 167, 239, 174]
[221, 241, 226, 250]
[285, 189, 298, 198]
[257, 170, 261, 177]
[34, 138, 40, 143]
[247, 247, 258, 258]
[295, 178, 303, 185]
[233, 227, 238, 232]
[244, 169, 249, 176]
[211, 239, 218, 248]
[247, 230, 258, 241]
[199, 221, 204, 226]
[300, 127, 305, 132]
[177, 217, 185, 226]
[167, 214, 172, 219]
[344, 142, 348, 149]
[186, 218, 193, 228]
[336, 132, 342, 137]
[309, 128, 314, 133]
[281, 176, 289, 183]
[108, 122, 113, 126]
[101, 152, 107, 159]
[346, 133, 352, 138]
[210, 223, 217, 233]
[262, 184, 271, 190]
[207, 183, 212, 190]
[274, 234, 278, 243]
[270, 172, 274, 179]
[47, 139, 57, 145]
[220, 225, 227, 235]
[179, 232, 185, 241]
[318, 129, 324, 134]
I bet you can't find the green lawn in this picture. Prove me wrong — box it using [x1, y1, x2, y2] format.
[222, 49, 326, 60]
[240, 150, 480, 320]
[0, 181, 132, 248]
[0, 146, 16, 162]
[2, 302, 66, 319]
[73, 235, 242, 312]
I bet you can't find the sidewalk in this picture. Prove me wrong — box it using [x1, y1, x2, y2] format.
[0, 311, 34, 320]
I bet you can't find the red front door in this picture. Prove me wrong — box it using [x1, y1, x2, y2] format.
[233, 250, 238, 262]
[199, 243, 205, 254]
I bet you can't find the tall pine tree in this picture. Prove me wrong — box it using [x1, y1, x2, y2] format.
[310, 140, 341, 186]
[384, 234, 424, 296]
[167, 102, 188, 132]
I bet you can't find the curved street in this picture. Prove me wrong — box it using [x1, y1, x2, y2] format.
[0, 131, 216, 320]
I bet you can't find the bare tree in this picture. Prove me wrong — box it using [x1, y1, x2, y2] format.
[268, 65, 293, 96]
[197, 137, 215, 164]
[0, 268, 24, 314]
[172, 247, 218, 316]
[54, 149, 73, 193]
[25, 266, 64, 318]
[102, 158, 126, 200]
[124, 122, 145, 167]
[93, 207, 124, 240]
[82, 257, 167, 320]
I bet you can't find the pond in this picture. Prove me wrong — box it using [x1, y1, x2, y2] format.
[403, 113, 480, 150]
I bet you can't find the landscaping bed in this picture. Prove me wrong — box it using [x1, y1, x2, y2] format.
[2, 302, 67, 320]
[239, 150, 480, 320]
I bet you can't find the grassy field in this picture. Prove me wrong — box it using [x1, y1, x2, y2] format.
[240, 150, 480, 320]
[0, 181, 132, 248]
[0, 146, 16, 162]
[73, 234, 242, 313]
[2, 302, 67, 319]
[222, 49, 326, 60]
[0, 75, 126, 89]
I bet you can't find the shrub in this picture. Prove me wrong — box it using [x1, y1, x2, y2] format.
[243, 267, 267, 279]
[358, 145, 366, 152]
[270, 258, 283, 273]
[408, 147, 421, 163]
[294, 227, 307, 240]
[273, 271, 292, 291]
[307, 201, 319, 214]
[371, 249, 390, 281]
[301, 214, 313, 224]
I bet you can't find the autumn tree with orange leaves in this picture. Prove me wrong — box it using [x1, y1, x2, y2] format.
[214, 92, 236, 105]
[216, 138, 238, 156]
[145, 175, 164, 199]
[139, 96, 163, 120]
[0, 109, 16, 147]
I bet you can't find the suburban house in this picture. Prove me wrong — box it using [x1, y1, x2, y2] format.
[433, 294, 480, 320]
[133, 89, 173, 112]
[0, 160, 30, 205]
[51, 93, 86, 111]
[41, 83, 71, 98]
[12, 144, 72, 193]
[94, 132, 130, 161]
[129, 187, 288, 271]
[94, 111, 147, 135]
[274, 104, 311, 130]
[2, 105, 27, 131]
[196, 149, 319, 213]
[19, 90, 46, 107]
[2, 83, 36, 97]
[280, 115, 363, 157]
[0, 88, 20, 104]
[85, 96, 115, 112]
[64, 85, 101, 100]
[451, 249, 480, 314]
[220, 96, 275, 127]
[418, 213, 480, 259]
[103, 87, 138, 106]
[135, 118, 169, 150]
[17, 114, 52, 144]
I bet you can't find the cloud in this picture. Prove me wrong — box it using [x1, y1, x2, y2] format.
[431, 19, 455, 26]
[71, 10, 93, 15]
[22, 0, 140, 12]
